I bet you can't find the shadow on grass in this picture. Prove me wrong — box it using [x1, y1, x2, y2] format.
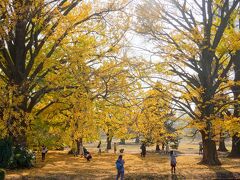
[11, 152, 171, 180]
[104, 173, 186, 180]
[9, 151, 240, 180]
[208, 165, 240, 179]
[20, 173, 186, 180]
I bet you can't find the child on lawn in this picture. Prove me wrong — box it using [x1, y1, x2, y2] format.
[170, 150, 177, 174]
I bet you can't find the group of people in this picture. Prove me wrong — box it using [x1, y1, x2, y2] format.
[41, 144, 92, 162]
[115, 150, 178, 179]
[41, 141, 178, 180]
[140, 142, 170, 157]
[162, 143, 170, 154]
[97, 141, 118, 154]
[42, 141, 118, 162]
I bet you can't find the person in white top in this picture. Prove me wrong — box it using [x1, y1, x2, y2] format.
[41, 145, 48, 162]
[170, 150, 177, 174]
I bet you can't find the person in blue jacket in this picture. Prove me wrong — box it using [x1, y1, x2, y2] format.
[116, 155, 125, 180]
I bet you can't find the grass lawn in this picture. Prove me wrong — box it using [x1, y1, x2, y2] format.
[5, 147, 240, 180]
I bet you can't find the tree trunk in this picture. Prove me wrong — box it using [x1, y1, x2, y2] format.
[229, 134, 240, 157]
[230, 50, 240, 157]
[9, 130, 27, 148]
[8, 110, 28, 148]
[156, 144, 160, 152]
[218, 133, 228, 152]
[15, 134, 27, 147]
[201, 139, 221, 165]
[76, 138, 83, 155]
[107, 136, 112, 150]
[162, 143, 165, 151]
[120, 139, 125, 145]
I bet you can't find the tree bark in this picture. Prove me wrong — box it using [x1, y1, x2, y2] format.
[156, 144, 160, 152]
[201, 139, 221, 165]
[107, 136, 112, 150]
[230, 50, 240, 157]
[7, 96, 28, 148]
[229, 135, 240, 157]
[76, 138, 83, 155]
[9, 131, 27, 147]
[162, 143, 165, 151]
[218, 132, 228, 152]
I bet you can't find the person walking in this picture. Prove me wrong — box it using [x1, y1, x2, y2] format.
[116, 155, 125, 180]
[97, 141, 101, 154]
[170, 150, 177, 174]
[41, 145, 48, 162]
[114, 142, 117, 154]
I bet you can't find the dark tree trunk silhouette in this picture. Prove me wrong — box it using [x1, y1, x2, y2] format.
[76, 138, 83, 155]
[107, 135, 112, 150]
[162, 143, 165, 151]
[218, 132, 228, 152]
[201, 137, 221, 165]
[229, 50, 240, 157]
[229, 135, 240, 157]
[156, 144, 160, 152]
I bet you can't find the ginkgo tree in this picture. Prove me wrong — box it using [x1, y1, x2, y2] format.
[30, 22, 140, 153]
[94, 58, 143, 149]
[136, 0, 240, 165]
[0, 0, 129, 147]
[137, 83, 176, 147]
[31, 25, 131, 154]
[227, 16, 240, 157]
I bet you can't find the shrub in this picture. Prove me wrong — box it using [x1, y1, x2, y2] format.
[0, 138, 13, 168]
[0, 138, 36, 169]
[0, 169, 5, 180]
[8, 146, 35, 169]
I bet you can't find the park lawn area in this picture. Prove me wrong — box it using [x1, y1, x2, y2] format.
[5, 150, 240, 180]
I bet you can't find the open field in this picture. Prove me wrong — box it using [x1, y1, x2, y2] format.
[5, 142, 240, 180]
